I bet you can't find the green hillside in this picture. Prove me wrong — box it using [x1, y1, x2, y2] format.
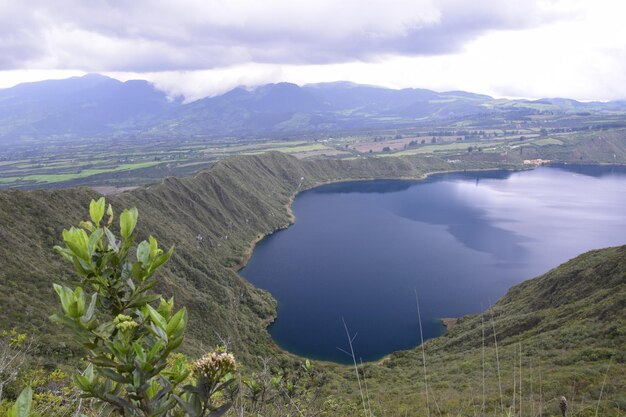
[1, 152, 519, 363]
[0, 151, 624, 415]
[353, 245, 626, 415]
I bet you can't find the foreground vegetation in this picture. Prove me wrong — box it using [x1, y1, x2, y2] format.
[1, 149, 624, 415]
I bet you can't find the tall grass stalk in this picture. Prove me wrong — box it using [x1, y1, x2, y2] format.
[519, 342, 522, 417]
[594, 358, 612, 417]
[341, 317, 368, 417]
[415, 289, 431, 417]
[238, 376, 244, 417]
[537, 341, 543, 417]
[360, 358, 373, 417]
[481, 311, 486, 417]
[468, 393, 479, 417]
[430, 389, 443, 417]
[513, 345, 517, 417]
[529, 356, 534, 417]
[489, 304, 504, 414]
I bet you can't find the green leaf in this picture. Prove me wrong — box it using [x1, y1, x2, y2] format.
[63, 227, 90, 261]
[149, 235, 159, 258]
[120, 207, 138, 239]
[71, 256, 91, 276]
[9, 386, 32, 417]
[99, 368, 131, 384]
[91, 355, 119, 368]
[74, 364, 95, 392]
[73, 287, 86, 317]
[93, 322, 116, 340]
[146, 305, 167, 330]
[151, 323, 169, 344]
[53, 283, 70, 312]
[166, 308, 187, 337]
[173, 394, 202, 417]
[152, 246, 174, 271]
[126, 293, 160, 309]
[82, 293, 98, 322]
[74, 374, 91, 392]
[106, 203, 114, 226]
[54, 245, 74, 262]
[79, 220, 94, 232]
[140, 278, 159, 292]
[147, 340, 164, 361]
[167, 335, 184, 352]
[104, 227, 119, 253]
[137, 240, 150, 266]
[207, 401, 232, 417]
[157, 297, 174, 319]
[133, 341, 147, 363]
[53, 284, 85, 318]
[87, 228, 104, 258]
[132, 262, 146, 282]
[132, 369, 141, 388]
[49, 313, 74, 327]
[103, 392, 135, 410]
[90, 197, 106, 225]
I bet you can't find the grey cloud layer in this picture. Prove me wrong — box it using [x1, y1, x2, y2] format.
[0, 0, 568, 71]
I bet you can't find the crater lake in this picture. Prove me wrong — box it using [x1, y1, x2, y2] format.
[239, 165, 626, 363]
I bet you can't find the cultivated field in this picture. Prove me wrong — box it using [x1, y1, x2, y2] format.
[1, 117, 625, 189]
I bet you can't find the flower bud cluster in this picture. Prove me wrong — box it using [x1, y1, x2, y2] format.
[114, 314, 138, 332]
[193, 350, 238, 382]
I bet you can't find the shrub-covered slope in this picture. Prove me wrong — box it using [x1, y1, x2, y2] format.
[0, 152, 519, 365]
[353, 246, 625, 415]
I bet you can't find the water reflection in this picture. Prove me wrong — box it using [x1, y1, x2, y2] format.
[240, 165, 626, 363]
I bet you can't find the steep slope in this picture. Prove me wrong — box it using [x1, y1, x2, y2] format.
[0, 152, 520, 365]
[352, 245, 625, 415]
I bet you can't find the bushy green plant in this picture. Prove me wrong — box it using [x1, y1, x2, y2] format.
[50, 198, 236, 417]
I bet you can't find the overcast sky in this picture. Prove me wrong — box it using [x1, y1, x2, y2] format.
[1, 0, 624, 101]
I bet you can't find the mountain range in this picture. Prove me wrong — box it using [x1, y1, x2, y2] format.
[1, 74, 625, 143]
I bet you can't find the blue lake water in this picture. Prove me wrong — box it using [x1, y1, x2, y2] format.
[239, 165, 626, 363]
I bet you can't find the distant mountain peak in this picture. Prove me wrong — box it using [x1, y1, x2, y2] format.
[81, 73, 114, 80]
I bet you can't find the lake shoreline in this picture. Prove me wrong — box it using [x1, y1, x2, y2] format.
[441, 317, 458, 331]
[234, 165, 538, 365]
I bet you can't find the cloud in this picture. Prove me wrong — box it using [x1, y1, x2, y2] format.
[0, 0, 571, 71]
[2, 0, 624, 101]
[113, 65, 286, 102]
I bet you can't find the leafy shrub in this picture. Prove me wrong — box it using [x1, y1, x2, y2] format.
[50, 197, 237, 417]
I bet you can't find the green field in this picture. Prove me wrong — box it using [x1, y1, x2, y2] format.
[531, 137, 564, 146]
[383, 140, 506, 157]
[242, 143, 330, 155]
[0, 161, 162, 186]
[2, 123, 626, 190]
